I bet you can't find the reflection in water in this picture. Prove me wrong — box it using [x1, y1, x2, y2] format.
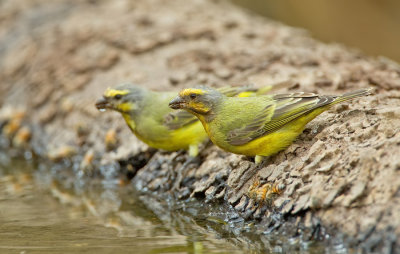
[0, 161, 244, 254]
[0, 159, 330, 253]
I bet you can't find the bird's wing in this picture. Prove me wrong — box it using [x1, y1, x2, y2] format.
[217, 85, 258, 97]
[163, 110, 199, 130]
[226, 92, 336, 146]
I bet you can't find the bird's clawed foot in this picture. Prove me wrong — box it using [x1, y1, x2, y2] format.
[255, 155, 271, 167]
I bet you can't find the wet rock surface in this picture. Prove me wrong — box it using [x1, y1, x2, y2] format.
[1, 0, 400, 252]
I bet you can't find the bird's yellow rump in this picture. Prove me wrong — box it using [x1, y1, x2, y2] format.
[169, 87, 372, 163]
[95, 84, 273, 157]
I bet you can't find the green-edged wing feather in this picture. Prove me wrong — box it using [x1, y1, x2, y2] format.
[163, 110, 199, 130]
[225, 104, 275, 145]
[226, 92, 336, 146]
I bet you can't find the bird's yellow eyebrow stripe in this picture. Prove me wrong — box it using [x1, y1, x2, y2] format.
[179, 89, 205, 97]
[104, 88, 129, 97]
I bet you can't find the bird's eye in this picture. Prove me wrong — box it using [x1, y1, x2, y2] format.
[115, 94, 122, 100]
[190, 93, 197, 99]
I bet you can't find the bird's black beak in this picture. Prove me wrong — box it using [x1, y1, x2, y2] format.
[169, 96, 186, 109]
[95, 97, 110, 111]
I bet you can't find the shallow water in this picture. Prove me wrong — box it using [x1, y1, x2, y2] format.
[0, 159, 332, 254]
[0, 161, 248, 254]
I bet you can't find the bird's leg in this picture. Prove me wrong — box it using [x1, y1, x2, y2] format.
[255, 155, 265, 164]
[188, 144, 199, 157]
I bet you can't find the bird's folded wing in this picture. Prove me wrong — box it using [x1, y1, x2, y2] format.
[217, 85, 258, 97]
[164, 110, 199, 130]
[226, 93, 336, 146]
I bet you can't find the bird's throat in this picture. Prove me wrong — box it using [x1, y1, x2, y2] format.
[122, 113, 136, 131]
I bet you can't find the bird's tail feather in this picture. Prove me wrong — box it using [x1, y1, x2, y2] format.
[333, 88, 373, 104]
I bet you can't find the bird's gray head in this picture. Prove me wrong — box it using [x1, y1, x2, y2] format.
[168, 86, 223, 115]
[95, 84, 146, 114]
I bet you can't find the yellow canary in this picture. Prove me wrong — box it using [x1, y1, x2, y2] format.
[169, 87, 371, 163]
[95, 84, 272, 156]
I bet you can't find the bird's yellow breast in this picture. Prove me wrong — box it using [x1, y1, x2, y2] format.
[222, 127, 301, 157]
[122, 113, 207, 151]
[168, 121, 208, 151]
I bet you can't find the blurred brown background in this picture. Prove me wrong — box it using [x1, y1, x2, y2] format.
[233, 0, 400, 63]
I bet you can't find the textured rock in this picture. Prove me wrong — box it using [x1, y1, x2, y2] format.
[1, 0, 400, 251]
